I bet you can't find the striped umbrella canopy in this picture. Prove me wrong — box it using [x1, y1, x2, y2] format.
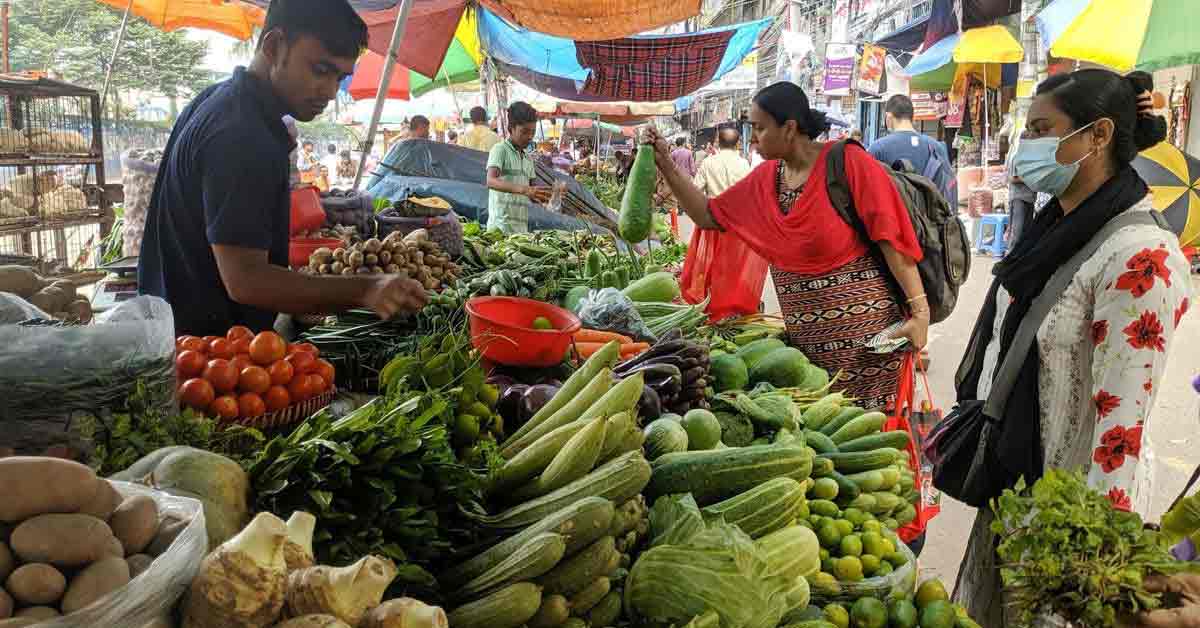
[93, 0, 264, 39]
[1132, 142, 1200, 246]
[1036, 0, 1200, 72]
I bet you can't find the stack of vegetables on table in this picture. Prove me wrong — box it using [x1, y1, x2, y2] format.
[300, 229, 462, 291]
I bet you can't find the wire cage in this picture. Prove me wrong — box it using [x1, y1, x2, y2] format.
[0, 75, 111, 267]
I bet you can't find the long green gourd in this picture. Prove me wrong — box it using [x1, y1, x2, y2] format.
[503, 341, 621, 449]
[619, 144, 655, 243]
[501, 370, 614, 458]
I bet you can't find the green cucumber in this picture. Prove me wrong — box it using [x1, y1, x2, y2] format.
[837, 429, 910, 453]
[810, 456, 835, 478]
[819, 406, 866, 436]
[826, 470, 860, 502]
[647, 442, 812, 505]
[829, 412, 887, 445]
[820, 448, 900, 473]
[804, 430, 838, 455]
[843, 470, 885, 493]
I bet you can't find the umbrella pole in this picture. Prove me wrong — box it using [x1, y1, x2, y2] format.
[441, 64, 462, 118]
[595, 114, 600, 179]
[354, 0, 413, 190]
[982, 64, 988, 171]
[100, 0, 134, 117]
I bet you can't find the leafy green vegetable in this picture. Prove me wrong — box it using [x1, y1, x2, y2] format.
[991, 469, 1200, 627]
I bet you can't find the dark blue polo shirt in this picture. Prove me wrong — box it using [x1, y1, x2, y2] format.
[139, 67, 292, 336]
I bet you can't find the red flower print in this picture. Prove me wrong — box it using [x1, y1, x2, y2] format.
[1144, 380, 1153, 393]
[1092, 320, 1110, 346]
[1093, 424, 1143, 473]
[1124, 311, 1166, 352]
[1093, 389, 1122, 419]
[1176, 298, 1190, 329]
[1116, 248, 1172, 297]
[1107, 487, 1132, 512]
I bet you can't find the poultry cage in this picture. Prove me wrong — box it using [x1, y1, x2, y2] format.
[0, 75, 112, 266]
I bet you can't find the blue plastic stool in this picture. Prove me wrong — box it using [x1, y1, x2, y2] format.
[975, 213, 1010, 257]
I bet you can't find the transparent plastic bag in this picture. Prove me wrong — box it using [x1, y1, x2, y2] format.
[808, 531, 917, 604]
[577, 287, 656, 342]
[0, 296, 177, 453]
[35, 481, 206, 628]
[0, 291, 51, 324]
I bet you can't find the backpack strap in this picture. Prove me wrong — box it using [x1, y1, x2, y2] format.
[1169, 464, 1200, 513]
[824, 140, 870, 242]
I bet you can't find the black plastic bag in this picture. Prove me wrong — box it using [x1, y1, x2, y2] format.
[923, 401, 1016, 508]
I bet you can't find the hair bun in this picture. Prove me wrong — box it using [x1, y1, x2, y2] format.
[805, 110, 831, 139]
[1133, 112, 1168, 151]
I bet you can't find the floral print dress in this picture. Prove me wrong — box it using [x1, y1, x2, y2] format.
[955, 199, 1193, 626]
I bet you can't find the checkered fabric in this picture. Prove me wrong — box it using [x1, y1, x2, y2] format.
[577, 30, 734, 101]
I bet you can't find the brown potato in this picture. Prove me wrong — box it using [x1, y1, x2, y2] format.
[126, 554, 154, 579]
[103, 535, 124, 558]
[78, 480, 123, 522]
[10, 514, 115, 567]
[12, 606, 58, 620]
[0, 457, 99, 523]
[109, 495, 158, 556]
[0, 542, 13, 582]
[0, 587, 10, 619]
[5, 563, 66, 605]
[61, 556, 130, 613]
[145, 516, 188, 556]
[275, 616, 351, 628]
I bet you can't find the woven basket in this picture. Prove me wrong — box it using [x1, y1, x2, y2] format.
[220, 388, 335, 432]
[376, 209, 464, 258]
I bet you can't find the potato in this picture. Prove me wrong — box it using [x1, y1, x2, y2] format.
[61, 556, 130, 613]
[103, 535, 124, 558]
[78, 480, 123, 521]
[126, 554, 154, 578]
[0, 542, 12, 582]
[276, 615, 351, 628]
[0, 457, 100, 522]
[13, 606, 58, 620]
[146, 516, 188, 556]
[0, 617, 39, 627]
[10, 514, 115, 567]
[0, 587, 10, 619]
[109, 495, 158, 557]
[5, 563, 66, 605]
[0, 266, 47, 298]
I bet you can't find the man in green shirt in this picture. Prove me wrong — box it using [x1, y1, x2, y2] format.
[486, 101, 550, 233]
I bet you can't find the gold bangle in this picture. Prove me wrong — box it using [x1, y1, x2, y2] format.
[906, 293, 927, 304]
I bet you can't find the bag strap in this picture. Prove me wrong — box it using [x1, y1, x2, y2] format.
[983, 210, 1170, 418]
[825, 140, 865, 237]
[1168, 464, 1200, 513]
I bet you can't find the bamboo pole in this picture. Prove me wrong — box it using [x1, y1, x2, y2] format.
[353, 0, 413, 190]
[100, 0, 134, 116]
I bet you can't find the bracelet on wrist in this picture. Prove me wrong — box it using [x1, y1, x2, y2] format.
[906, 293, 927, 304]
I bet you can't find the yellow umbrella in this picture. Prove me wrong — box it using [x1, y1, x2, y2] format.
[952, 25, 1024, 64]
[94, 0, 264, 40]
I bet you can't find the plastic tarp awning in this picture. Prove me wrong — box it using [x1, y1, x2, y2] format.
[478, 0, 702, 41]
[479, 8, 770, 102]
[95, 0, 264, 40]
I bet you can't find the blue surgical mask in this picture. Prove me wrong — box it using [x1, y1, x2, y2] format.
[1013, 121, 1098, 197]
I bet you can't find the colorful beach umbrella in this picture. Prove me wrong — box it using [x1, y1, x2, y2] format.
[407, 7, 483, 98]
[94, 0, 264, 40]
[1132, 142, 1200, 246]
[1036, 0, 1200, 72]
[905, 25, 1022, 91]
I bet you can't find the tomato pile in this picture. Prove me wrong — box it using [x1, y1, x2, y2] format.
[174, 326, 336, 420]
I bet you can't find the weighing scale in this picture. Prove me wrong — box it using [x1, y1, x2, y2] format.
[90, 255, 139, 312]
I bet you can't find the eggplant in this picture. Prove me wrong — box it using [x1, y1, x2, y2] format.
[497, 384, 529, 424]
[650, 375, 682, 396]
[537, 378, 564, 388]
[659, 328, 684, 343]
[614, 340, 690, 373]
[521, 384, 560, 422]
[638, 385, 663, 421]
[621, 363, 683, 387]
[486, 374, 518, 390]
[682, 366, 707, 385]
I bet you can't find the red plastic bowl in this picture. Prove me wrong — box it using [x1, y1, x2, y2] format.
[466, 296, 582, 367]
[290, 185, 326, 236]
[289, 237, 343, 268]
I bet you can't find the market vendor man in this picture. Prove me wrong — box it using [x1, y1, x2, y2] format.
[485, 101, 551, 233]
[138, 0, 426, 336]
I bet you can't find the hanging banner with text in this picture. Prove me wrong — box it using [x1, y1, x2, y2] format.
[823, 43, 856, 96]
[912, 92, 949, 120]
[857, 44, 886, 96]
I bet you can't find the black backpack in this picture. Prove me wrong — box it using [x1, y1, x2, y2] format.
[826, 139, 970, 324]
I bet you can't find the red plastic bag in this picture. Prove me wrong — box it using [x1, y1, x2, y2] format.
[679, 228, 770, 321]
[885, 353, 940, 543]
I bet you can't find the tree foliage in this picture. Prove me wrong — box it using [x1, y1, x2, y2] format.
[10, 0, 214, 110]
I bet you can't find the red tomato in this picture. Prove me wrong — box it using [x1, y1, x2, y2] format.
[208, 338, 235, 360]
[179, 336, 208, 354]
[268, 360, 294, 386]
[285, 351, 316, 375]
[230, 354, 254, 374]
[208, 395, 239, 420]
[237, 392, 266, 418]
[264, 385, 291, 411]
[202, 335, 221, 344]
[226, 325, 254, 342]
[179, 378, 215, 410]
[249, 331, 287, 365]
[289, 342, 319, 357]
[313, 359, 336, 389]
[287, 374, 312, 402]
[238, 365, 271, 394]
[176, 350, 207, 378]
[203, 359, 239, 394]
[230, 337, 251, 355]
[306, 373, 327, 396]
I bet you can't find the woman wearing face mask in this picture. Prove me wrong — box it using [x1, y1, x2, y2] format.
[648, 82, 928, 410]
[954, 69, 1192, 623]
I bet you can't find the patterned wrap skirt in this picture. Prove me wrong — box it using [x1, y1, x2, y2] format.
[772, 254, 904, 410]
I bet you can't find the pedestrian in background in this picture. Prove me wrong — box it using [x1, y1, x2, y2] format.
[693, 127, 750, 197]
[485, 101, 551, 234]
[460, 106, 501, 153]
[670, 137, 695, 177]
[409, 115, 430, 140]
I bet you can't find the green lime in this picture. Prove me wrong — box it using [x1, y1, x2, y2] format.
[875, 560, 894, 576]
[843, 508, 867, 526]
[807, 572, 842, 596]
[818, 521, 843, 549]
[883, 517, 900, 530]
[849, 597, 888, 628]
[840, 534, 863, 557]
[453, 414, 480, 444]
[821, 556, 838, 574]
[834, 518, 855, 537]
[886, 599, 919, 628]
[824, 603, 850, 628]
[861, 519, 883, 535]
[833, 555, 864, 582]
[531, 316, 554, 330]
[812, 477, 840, 500]
[915, 578, 950, 609]
[861, 531, 888, 557]
[860, 553, 881, 576]
[919, 600, 958, 628]
[884, 549, 909, 568]
[819, 548, 831, 561]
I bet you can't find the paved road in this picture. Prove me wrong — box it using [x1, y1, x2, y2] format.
[678, 215, 1200, 584]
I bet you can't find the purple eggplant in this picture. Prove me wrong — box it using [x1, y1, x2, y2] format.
[639, 385, 663, 421]
[497, 384, 529, 424]
[537, 378, 564, 388]
[486, 374, 518, 390]
[521, 384, 560, 422]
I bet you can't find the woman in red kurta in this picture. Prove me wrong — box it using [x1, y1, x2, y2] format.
[650, 83, 929, 408]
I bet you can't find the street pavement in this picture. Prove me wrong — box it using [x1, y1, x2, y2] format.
[678, 215, 1200, 584]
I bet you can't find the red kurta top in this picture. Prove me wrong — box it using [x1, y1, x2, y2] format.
[708, 142, 922, 275]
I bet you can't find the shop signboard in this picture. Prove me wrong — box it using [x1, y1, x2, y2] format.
[698, 52, 758, 93]
[857, 44, 886, 96]
[912, 92, 948, 121]
[824, 43, 856, 97]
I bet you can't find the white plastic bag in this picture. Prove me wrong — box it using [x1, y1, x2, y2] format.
[35, 481, 206, 627]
